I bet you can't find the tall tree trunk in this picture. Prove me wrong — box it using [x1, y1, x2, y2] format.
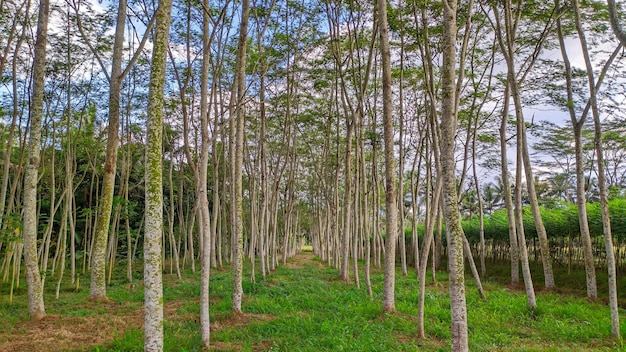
[471, 120, 486, 278]
[80, 0, 155, 301]
[513, 81, 537, 310]
[378, 0, 398, 313]
[588, 1, 621, 340]
[232, 0, 250, 314]
[555, 7, 599, 299]
[89, 0, 127, 302]
[22, 0, 50, 321]
[144, 0, 172, 350]
[499, 84, 519, 285]
[199, 0, 212, 346]
[520, 118, 555, 289]
[340, 121, 353, 281]
[417, 174, 442, 339]
[440, 1, 468, 350]
[502, 0, 555, 289]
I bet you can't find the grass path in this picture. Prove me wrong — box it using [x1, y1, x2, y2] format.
[0, 252, 625, 351]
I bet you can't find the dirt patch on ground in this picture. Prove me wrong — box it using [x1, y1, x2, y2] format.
[0, 301, 142, 352]
[0, 299, 275, 352]
[0, 299, 192, 352]
[283, 252, 326, 269]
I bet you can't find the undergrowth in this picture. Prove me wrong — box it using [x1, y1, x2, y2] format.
[0, 253, 624, 351]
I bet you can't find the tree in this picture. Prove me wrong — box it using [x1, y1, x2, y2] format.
[87, 0, 127, 302]
[232, 0, 251, 314]
[79, 0, 156, 302]
[555, 1, 597, 299]
[490, 0, 556, 291]
[378, 0, 398, 313]
[608, 0, 626, 46]
[22, 0, 50, 321]
[199, 0, 212, 346]
[594, 0, 622, 340]
[554, 0, 622, 300]
[440, 0, 468, 349]
[144, 0, 173, 350]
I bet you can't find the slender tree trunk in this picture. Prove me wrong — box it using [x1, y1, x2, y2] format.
[417, 177, 442, 338]
[340, 121, 353, 281]
[90, 0, 127, 302]
[585, 0, 620, 339]
[122, 113, 133, 283]
[22, 0, 50, 321]
[398, 50, 407, 277]
[199, 0, 212, 345]
[440, 1, 468, 349]
[555, 10, 597, 298]
[513, 82, 537, 310]
[462, 236, 486, 299]
[471, 123, 486, 277]
[501, 0, 555, 289]
[144, 1, 172, 350]
[232, 0, 250, 314]
[520, 120, 555, 289]
[499, 85, 519, 285]
[167, 163, 181, 279]
[378, 0, 398, 313]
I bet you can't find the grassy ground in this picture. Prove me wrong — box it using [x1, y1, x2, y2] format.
[0, 253, 625, 351]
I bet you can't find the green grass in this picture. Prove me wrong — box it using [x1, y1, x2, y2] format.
[1, 254, 625, 351]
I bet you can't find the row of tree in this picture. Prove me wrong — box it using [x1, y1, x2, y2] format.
[2, 0, 626, 350]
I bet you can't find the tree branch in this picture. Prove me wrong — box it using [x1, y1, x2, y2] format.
[68, 0, 111, 83]
[608, 0, 626, 47]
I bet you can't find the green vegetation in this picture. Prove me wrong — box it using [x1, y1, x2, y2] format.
[1, 253, 624, 351]
[462, 198, 626, 244]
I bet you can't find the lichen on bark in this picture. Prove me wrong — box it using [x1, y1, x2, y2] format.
[143, 1, 173, 350]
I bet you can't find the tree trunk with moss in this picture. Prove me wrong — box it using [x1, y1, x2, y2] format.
[441, 0, 468, 349]
[89, 0, 127, 302]
[144, 1, 173, 350]
[86, 0, 155, 301]
[232, 0, 250, 314]
[22, 0, 49, 321]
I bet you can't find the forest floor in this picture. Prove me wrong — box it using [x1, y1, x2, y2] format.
[0, 252, 625, 351]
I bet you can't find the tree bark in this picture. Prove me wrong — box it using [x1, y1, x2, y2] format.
[199, 0, 212, 346]
[499, 85, 519, 285]
[588, 1, 621, 340]
[513, 82, 537, 310]
[22, 0, 50, 321]
[89, 0, 127, 302]
[144, 0, 173, 350]
[378, 0, 398, 313]
[232, 0, 250, 314]
[440, 1, 468, 349]
[607, 0, 626, 46]
[555, 6, 598, 298]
